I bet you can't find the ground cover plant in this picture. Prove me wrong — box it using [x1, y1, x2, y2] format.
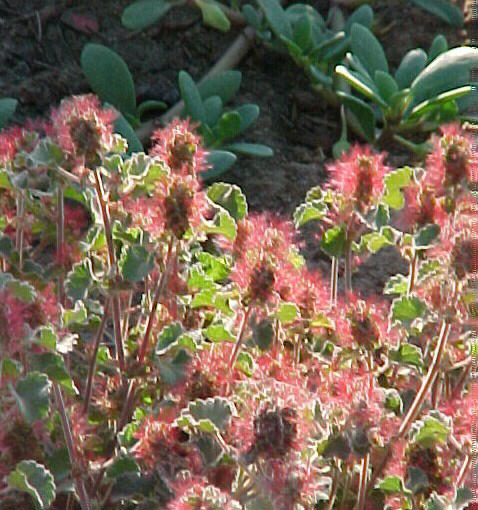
[0, 94, 476, 510]
[0, 1, 476, 509]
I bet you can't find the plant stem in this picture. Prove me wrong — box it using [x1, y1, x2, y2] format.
[137, 237, 175, 364]
[53, 382, 92, 510]
[366, 319, 452, 494]
[83, 298, 111, 415]
[92, 168, 125, 375]
[15, 190, 25, 272]
[57, 182, 66, 308]
[331, 256, 338, 308]
[229, 303, 253, 370]
[356, 454, 370, 510]
[326, 466, 339, 510]
[407, 251, 417, 295]
[344, 242, 353, 295]
[456, 454, 471, 487]
[398, 319, 451, 438]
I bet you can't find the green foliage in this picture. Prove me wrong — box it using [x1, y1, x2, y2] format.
[11, 372, 51, 424]
[0, 97, 18, 129]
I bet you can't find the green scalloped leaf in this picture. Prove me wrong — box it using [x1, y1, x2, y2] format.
[8, 460, 56, 510]
[188, 397, 235, 431]
[119, 244, 154, 283]
[30, 353, 78, 396]
[11, 372, 51, 424]
[207, 182, 247, 220]
[391, 296, 426, 326]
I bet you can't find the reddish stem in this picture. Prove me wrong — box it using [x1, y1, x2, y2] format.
[228, 304, 254, 370]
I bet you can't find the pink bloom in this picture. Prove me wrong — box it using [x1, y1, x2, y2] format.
[0, 125, 24, 163]
[150, 118, 209, 177]
[325, 145, 391, 213]
[50, 94, 117, 171]
[424, 122, 477, 194]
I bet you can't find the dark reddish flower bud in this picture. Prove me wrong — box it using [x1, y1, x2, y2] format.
[252, 407, 297, 458]
[249, 261, 276, 303]
[452, 238, 478, 279]
[165, 182, 194, 239]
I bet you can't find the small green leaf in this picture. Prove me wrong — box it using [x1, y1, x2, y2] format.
[65, 259, 94, 301]
[157, 349, 190, 385]
[106, 456, 140, 479]
[0, 97, 18, 129]
[235, 104, 260, 134]
[321, 225, 347, 257]
[188, 397, 235, 431]
[222, 143, 273, 158]
[62, 301, 87, 327]
[202, 150, 237, 180]
[384, 389, 403, 414]
[293, 13, 312, 50]
[207, 182, 248, 220]
[384, 274, 408, 295]
[236, 352, 254, 376]
[7, 460, 56, 510]
[7, 279, 37, 303]
[414, 224, 440, 249]
[30, 353, 78, 396]
[1, 358, 22, 379]
[391, 296, 426, 326]
[383, 166, 412, 209]
[395, 49, 427, 89]
[350, 24, 388, 76]
[276, 302, 299, 324]
[206, 322, 235, 342]
[257, 0, 293, 40]
[417, 259, 440, 282]
[137, 99, 167, 118]
[155, 322, 183, 355]
[413, 415, 449, 447]
[196, 0, 231, 31]
[344, 4, 374, 34]
[119, 244, 154, 283]
[377, 475, 406, 493]
[11, 372, 51, 424]
[335, 66, 387, 108]
[408, 0, 464, 27]
[203, 209, 237, 241]
[179, 71, 206, 123]
[197, 252, 231, 281]
[390, 343, 423, 368]
[121, 0, 172, 30]
[81, 44, 136, 117]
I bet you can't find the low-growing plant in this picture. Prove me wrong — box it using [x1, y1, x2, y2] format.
[0, 97, 18, 130]
[80, 43, 272, 178]
[243, 1, 374, 100]
[335, 31, 478, 152]
[121, 0, 240, 32]
[0, 95, 475, 510]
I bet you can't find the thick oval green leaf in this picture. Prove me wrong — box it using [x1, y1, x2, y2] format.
[410, 47, 478, 110]
[427, 35, 448, 63]
[137, 99, 167, 118]
[202, 150, 237, 180]
[179, 70, 206, 122]
[337, 91, 376, 142]
[222, 142, 273, 157]
[121, 0, 172, 30]
[236, 104, 260, 134]
[335, 66, 387, 108]
[8, 460, 56, 510]
[11, 372, 51, 424]
[110, 108, 143, 154]
[202, 95, 223, 126]
[408, 0, 464, 27]
[81, 43, 136, 117]
[0, 97, 17, 129]
[344, 4, 374, 34]
[198, 70, 242, 103]
[286, 4, 325, 29]
[257, 0, 293, 40]
[207, 182, 248, 220]
[374, 70, 398, 103]
[350, 24, 388, 77]
[292, 13, 312, 50]
[242, 4, 261, 29]
[196, 0, 231, 31]
[119, 244, 155, 282]
[395, 49, 427, 90]
[216, 111, 241, 141]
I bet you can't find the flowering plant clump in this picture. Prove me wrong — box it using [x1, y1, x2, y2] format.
[0, 99, 475, 510]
